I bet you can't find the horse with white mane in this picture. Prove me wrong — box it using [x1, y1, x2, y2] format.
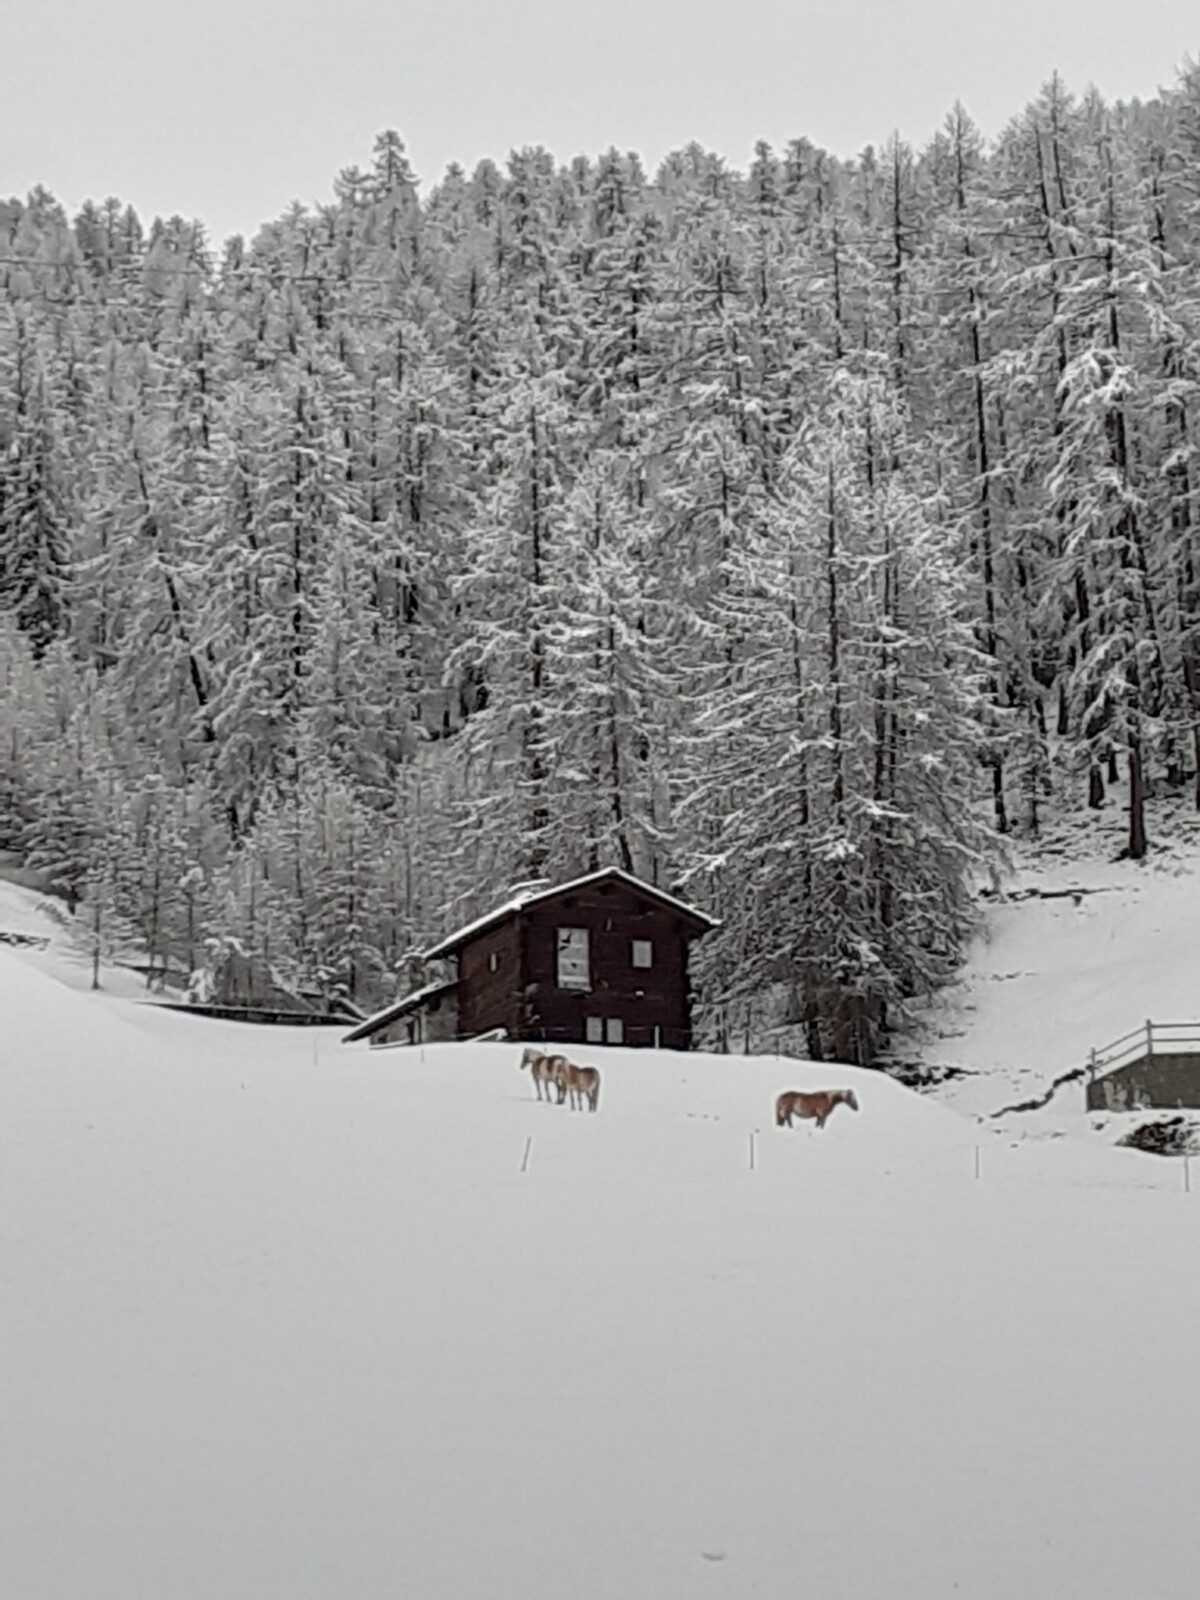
[519, 1046, 564, 1102]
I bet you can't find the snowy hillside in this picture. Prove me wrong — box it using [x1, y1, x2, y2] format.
[905, 803, 1200, 1132]
[0, 872, 167, 1002]
[5, 943, 1200, 1600]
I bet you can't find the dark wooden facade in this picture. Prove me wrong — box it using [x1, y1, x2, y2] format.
[517, 878, 697, 1049]
[422, 869, 716, 1051]
[456, 917, 525, 1039]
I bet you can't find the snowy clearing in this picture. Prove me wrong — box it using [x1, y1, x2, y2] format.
[907, 814, 1200, 1132]
[4, 945, 1200, 1600]
[0, 874, 166, 1004]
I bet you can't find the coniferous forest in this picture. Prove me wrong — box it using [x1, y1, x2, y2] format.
[2, 68, 1200, 1060]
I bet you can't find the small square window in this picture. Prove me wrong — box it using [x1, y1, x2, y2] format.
[605, 1017, 624, 1045]
[586, 1016, 604, 1044]
[631, 939, 653, 969]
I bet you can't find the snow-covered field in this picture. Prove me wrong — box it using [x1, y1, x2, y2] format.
[5, 920, 1200, 1599]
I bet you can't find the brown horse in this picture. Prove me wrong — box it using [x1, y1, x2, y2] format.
[519, 1046, 564, 1102]
[554, 1059, 601, 1112]
[775, 1089, 859, 1129]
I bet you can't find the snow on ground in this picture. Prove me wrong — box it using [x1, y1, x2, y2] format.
[0, 872, 165, 1003]
[5, 946, 1200, 1600]
[907, 800, 1200, 1133]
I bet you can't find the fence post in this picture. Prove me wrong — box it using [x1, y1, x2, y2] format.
[520, 1136, 533, 1174]
[749, 1131, 756, 1171]
[1185, 1154, 1192, 1195]
[1088, 1047, 1097, 1083]
[974, 1144, 981, 1181]
[1146, 1018, 1154, 1061]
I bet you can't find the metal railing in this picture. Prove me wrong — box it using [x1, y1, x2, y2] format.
[1088, 1020, 1200, 1083]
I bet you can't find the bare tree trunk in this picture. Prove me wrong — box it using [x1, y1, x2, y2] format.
[1128, 727, 1148, 860]
[1185, 653, 1200, 811]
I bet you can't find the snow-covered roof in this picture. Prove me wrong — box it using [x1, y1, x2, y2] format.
[422, 868, 719, 961]
[341, 978, 459, 1043]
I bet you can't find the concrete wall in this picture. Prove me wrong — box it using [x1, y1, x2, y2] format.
[1087, 1052, 1200, 1112]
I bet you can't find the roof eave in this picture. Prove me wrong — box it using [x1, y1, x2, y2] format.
[421, 868, 717, 958]
[341, 979, 459, 1042]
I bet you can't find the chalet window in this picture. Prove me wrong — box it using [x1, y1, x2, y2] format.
[488, 951, 500, 973]
[605, 1017, 624, 1045]
[631, 938, 653, 969]
[556, 927, 591, 991]
[586, 1016, 604, 1044]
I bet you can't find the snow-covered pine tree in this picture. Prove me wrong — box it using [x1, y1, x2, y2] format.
[690, 361, 995, 1062]
[1047, 106, 1175, 858]
[0, 314, 73, 657]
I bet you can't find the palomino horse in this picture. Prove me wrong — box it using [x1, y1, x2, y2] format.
[555, 1059, 601, 1112]
[519, 1046, 564, 1102]
[775, 1088, 859, 1129]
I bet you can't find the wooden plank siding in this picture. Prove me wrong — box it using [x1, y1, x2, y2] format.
[456, 917, 525, 1038]
[516, 880, 695, 1050]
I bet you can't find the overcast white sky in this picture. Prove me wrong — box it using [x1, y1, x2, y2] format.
[4, 0, 1197, 244]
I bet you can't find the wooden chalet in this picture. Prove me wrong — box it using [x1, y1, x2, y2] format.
[345, 868, 717, 1051]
